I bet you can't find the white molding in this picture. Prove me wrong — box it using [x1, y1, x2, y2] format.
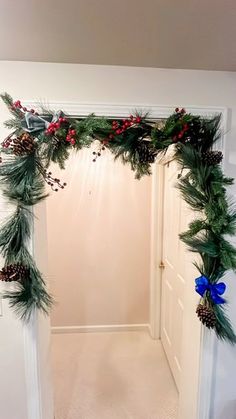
[149, 163, 164, 339]
[197, 329, 217, 419]
[23, 311, 42, 419]
[24, 100, 226, 119]
[51, 323, 150, 334]
[151, 105, 228, 419]
[23, 208, 52, 419]
[196, 108, 227, 419]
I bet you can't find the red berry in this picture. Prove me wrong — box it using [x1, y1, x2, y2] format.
[175, 108, 179, 113]
[135, 116, 141, 123]
[181, 108, 186, 114]
[70, 129, 76, 136]
[129, 115, 134, 120]
[116, 129, 121, 135]
[109, 134, 114, 139]
[112, 121, 118, 130]
[13, 100, 22, 108]
[70, 139, 76, 145]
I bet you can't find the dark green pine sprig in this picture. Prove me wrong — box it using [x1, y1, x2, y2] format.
[175, 130, 236, 343]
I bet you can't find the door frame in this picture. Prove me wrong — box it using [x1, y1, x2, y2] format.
[23, 99, 228, 419]
[150, 106, 228, 419]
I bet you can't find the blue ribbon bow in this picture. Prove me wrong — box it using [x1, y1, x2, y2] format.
[195, 275, 226, 305]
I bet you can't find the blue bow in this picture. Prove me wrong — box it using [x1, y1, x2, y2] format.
[195, 275, 226, 305]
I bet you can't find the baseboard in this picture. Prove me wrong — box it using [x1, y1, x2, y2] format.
[51, 323, 150, 334]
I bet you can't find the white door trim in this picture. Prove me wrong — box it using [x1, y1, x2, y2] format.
[23, 312, 42, 419]
[151, 106, 228, 419]
[23, 99, 228, 419]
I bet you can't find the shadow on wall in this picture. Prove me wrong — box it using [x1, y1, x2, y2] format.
[217, 400, 236, 419]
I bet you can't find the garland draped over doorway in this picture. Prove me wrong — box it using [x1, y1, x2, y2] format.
[0, 93, 235, 344]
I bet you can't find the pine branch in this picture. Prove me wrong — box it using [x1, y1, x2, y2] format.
[0, 154, 47, 206]
[3, 264, 53, 321]
[0, 207, 32, 258]
[214, 304, 236, 344]
[0, 92, 24, 120]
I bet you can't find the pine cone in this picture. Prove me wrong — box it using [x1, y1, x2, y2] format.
[196, 303, 217, 329]
[202, 151, 223, 166]
[137, 142, 157, 164]
[0, 263, 29, 282]
[12, 133, 35, 156]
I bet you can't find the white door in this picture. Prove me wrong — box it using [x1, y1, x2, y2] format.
[160, 158, 201, 397]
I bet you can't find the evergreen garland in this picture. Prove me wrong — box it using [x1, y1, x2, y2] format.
[0, 95, 235, 343]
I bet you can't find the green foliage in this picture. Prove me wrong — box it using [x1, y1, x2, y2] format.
[3, 255, 53, 321]
[0, 207, 31, 258]
[72, 115, 111, 146]
[0, 93, 24, 120]
[38, 135, 70, 169]
[0, 154, 48, 205]
[214, 304, 236, 344]
[0, 95, 235, 343]
[107, 124, 154, 179]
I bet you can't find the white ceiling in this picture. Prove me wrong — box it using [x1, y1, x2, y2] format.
[0, 0, 236, 71]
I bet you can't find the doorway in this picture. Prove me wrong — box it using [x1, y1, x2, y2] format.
[47, 147, 178, 418]
[31, 102, 226, 419]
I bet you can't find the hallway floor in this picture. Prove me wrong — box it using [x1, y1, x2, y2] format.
[51, 331, 178, 419]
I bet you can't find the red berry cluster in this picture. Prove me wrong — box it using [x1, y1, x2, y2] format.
[173, 123, 189, 142]
[108, 115, 142, 140]
[173, 108, 189, 142]
[175, 107, 186, 115]
[12, 100, 38, 115]
[2, 137, 12, 148]
[43, 170, 67, 192]
[66, 129, 77, 145]
[46, 117, 67, 136]
[92, 145, 105, 162]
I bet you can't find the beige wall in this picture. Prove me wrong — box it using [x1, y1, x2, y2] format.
[1, 62, 236, 418]
[47, 150, 151, 327]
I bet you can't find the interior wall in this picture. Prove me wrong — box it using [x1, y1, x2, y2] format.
[0, 62, 236, 419]
[47, 150, 151, 327]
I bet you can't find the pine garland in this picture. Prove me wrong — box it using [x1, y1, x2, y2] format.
[0, 95, 235, 343]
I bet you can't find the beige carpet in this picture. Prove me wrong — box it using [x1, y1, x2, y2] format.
[51, 331, 178, 419]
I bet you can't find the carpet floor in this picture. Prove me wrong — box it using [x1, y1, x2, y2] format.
[51, 331, 178, 419]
